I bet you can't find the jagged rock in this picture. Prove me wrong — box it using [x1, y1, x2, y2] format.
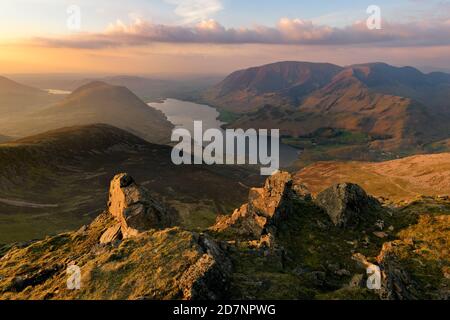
[0, 172, 230, 300]
[103, 173, 176, 240]
[247, 171, 295, 219]
[315, 183, 382, 228]
[99, 223, 122, 244]
[212, 171, 298, 239]
[376, 240, 419, 300]
[0, 223, 231, 300]
[376, 215, 450, 300]
[292, 182, 312, 200]
[179, 234, 232, 300]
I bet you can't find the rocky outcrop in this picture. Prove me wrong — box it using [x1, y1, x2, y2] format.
[0, 175, 230, 300]
[100, 173, 177, 243]
[179, 235, 232, 300]
[315, 183, 381, 228]
[376, 240, 419, 300]
[99, 224, 122, 244]
[351, 214, 450, 300]
[212, 171, 301, 239]
[1, 170, 447, 301]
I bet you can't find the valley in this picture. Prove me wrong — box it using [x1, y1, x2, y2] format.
[296, 152, 450, 202]
[0, 61, 449, 301]
[0, 124, 262, 243]
[202, 61, 450, 158]
[149, 98, 300, 168]
[0, 81, 174, 144]
[0, 171, 448, 300]
[2, 0, 450, 304]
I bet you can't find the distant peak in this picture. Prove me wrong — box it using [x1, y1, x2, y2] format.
[0, 75, 46, 93]
[12, 124, 147, 147]
[74, 80, 111, 91]
[69, 81, 129, 98]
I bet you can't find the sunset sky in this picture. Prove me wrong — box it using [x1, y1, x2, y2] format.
[1, 0, 450, 74]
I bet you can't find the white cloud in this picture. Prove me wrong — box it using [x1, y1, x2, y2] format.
[165, 0, 223, 23]
[32, 17, 450, 49]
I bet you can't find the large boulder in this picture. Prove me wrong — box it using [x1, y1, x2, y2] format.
[315, 183, 381, 228]
[212, 171, 302, 238]
[102, 173, 176, 242]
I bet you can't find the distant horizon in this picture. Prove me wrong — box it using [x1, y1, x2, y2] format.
[3, 60, 450, 79]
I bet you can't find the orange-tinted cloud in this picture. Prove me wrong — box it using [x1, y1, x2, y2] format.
[29, 18, 450, 49]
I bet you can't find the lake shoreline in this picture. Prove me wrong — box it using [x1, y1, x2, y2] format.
[148, 98, 300, 168]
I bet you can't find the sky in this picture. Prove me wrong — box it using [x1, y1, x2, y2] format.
[1, 0, 449, 74]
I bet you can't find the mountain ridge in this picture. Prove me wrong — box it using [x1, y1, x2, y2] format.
[295, 152, 450, 202]
[204, 61, 343, 112]
[0, 81, 174, 144]
[204, 61, 450, 151]
[0, 124, 261, 243]
[1, 171, 448, 300]
[0, 75, 61, 117]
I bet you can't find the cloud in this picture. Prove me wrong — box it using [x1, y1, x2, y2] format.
[165, 0, 223, 23]
[31, 17, 450, 49]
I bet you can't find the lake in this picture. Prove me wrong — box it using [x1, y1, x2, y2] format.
[149, 98, 300, 168]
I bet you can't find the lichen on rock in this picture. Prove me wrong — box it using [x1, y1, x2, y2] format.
[315, 183, 382, 228]
[102, 173, 177, 242]
[212, 171, 302, 239]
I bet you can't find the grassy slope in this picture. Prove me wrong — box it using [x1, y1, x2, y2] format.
[0, 212, 211, 300]
[0, 76, 62, 117]
[0, 81, 174, 144]
[0, 124, 262, 243]
[215, 195, 450, 300]
[0, 174, 449, 299]
[296, 153, 450, 202]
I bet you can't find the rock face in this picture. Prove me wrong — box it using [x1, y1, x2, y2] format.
[212, 171, 301, 238]
[99, 224, 122, 244]
[179, 235, 232, 300]
[0, 174, 230, 300]
[376, 240, 419, 300]
[315, 183, 381, 228]
[101, 173, 176, 242]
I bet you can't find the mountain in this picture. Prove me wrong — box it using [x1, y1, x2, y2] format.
[297, 69, 445, 150]
[11, 74, 224, 102]
[0, 81, 174, 144]
[203, 61, 343, 112]
[1, 171, 448, 300]
[204, 61, 450, 115]
[344, 63, 450, 115]
[205, 61, 450, 151]
[295, 152, 450, 202]
[0, 76, 61, 117]
[0, 124, 261, 243]
[92, 75, 223, 101]
[86, 76, 178, 100]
